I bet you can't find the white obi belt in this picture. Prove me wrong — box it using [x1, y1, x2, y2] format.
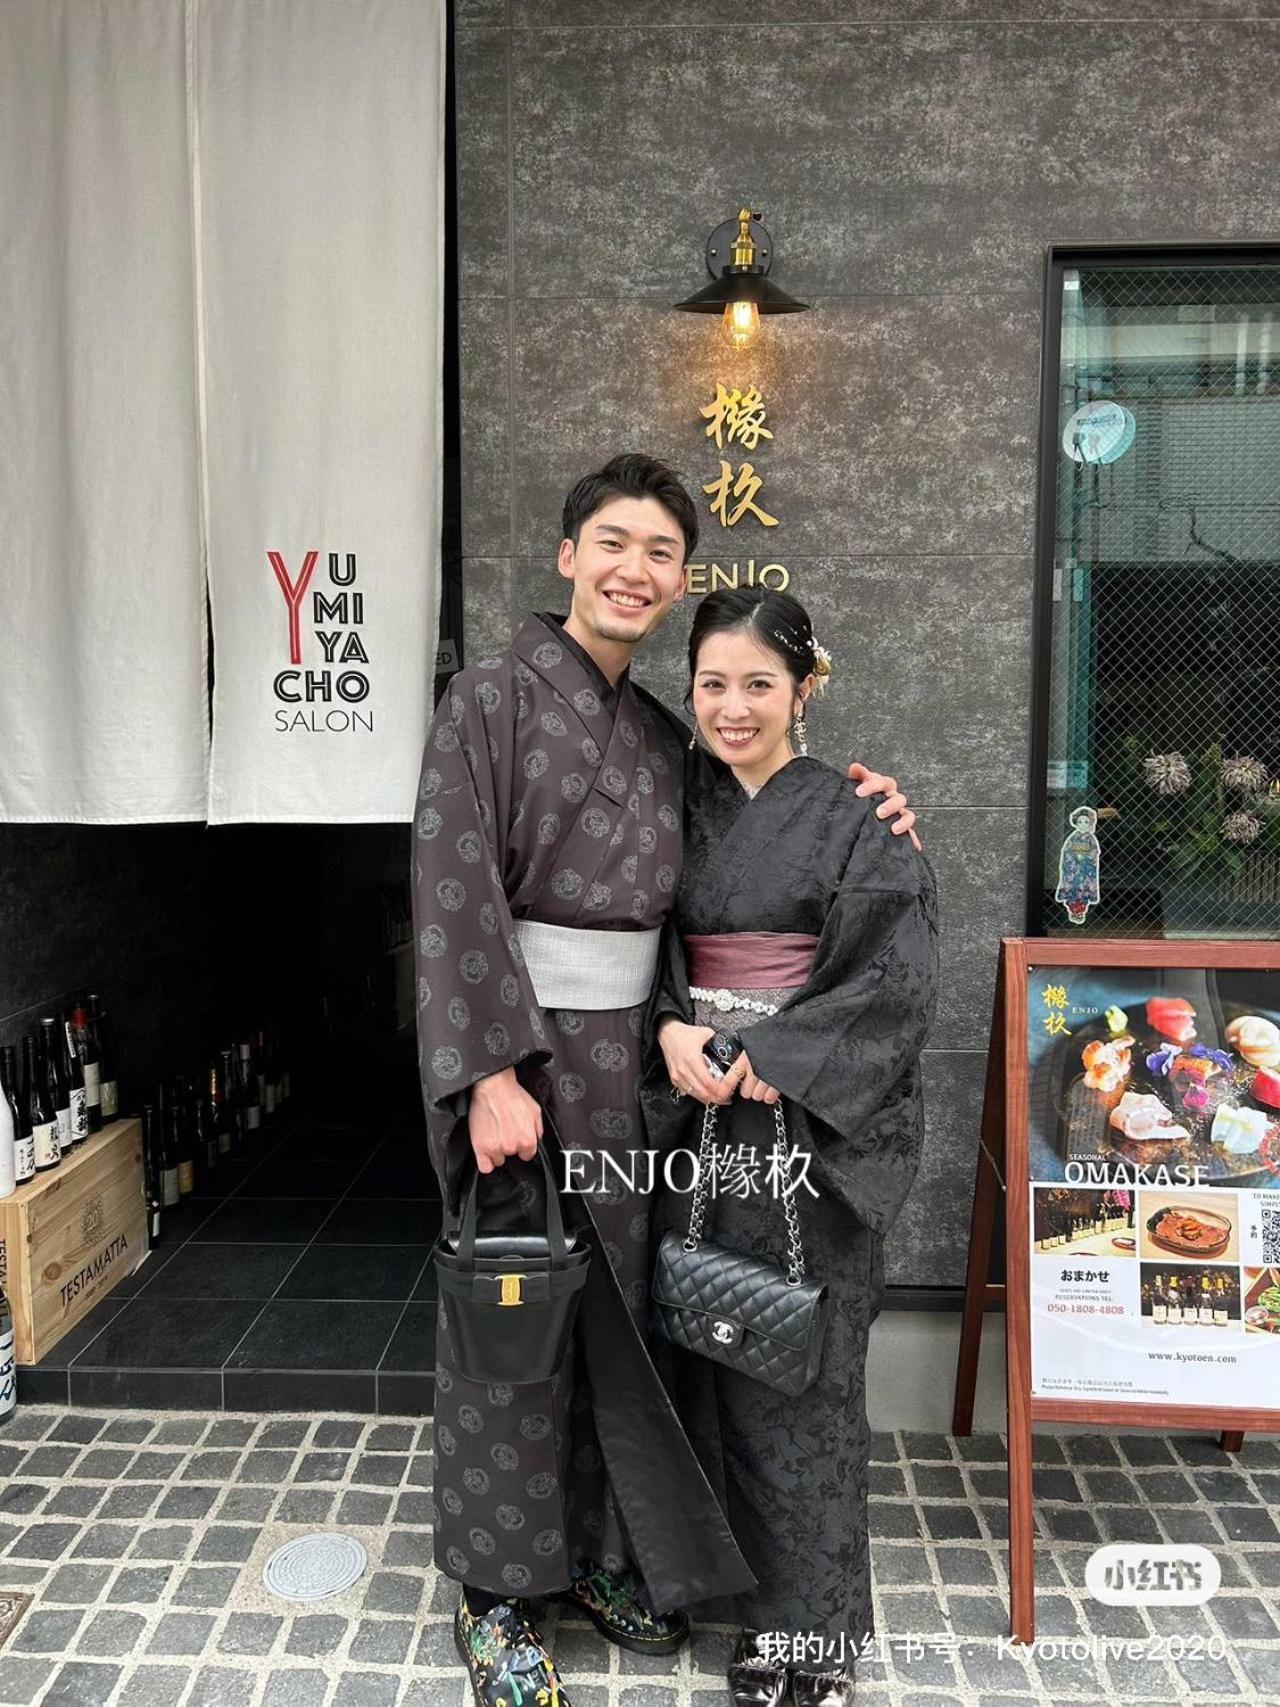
[513, 918, 661, 1011]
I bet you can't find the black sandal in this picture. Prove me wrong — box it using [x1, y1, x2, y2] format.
[727, 1628, 788, 1707]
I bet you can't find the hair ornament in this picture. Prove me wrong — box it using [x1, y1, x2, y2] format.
[767, 622, 830, 693]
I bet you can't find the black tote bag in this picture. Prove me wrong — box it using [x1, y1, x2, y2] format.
[433, 1138, 591, 1385]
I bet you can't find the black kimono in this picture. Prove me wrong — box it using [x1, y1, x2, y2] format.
[413, 613, 754, 1613]
[641, 755, 939, 1651]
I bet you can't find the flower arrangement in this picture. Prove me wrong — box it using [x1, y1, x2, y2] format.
[1129, 740, 1280, 886]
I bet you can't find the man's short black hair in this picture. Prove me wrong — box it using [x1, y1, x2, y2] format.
[561, 453, 699, 564]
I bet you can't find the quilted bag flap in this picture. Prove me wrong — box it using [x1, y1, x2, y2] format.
[652, 1231, 826, 1352]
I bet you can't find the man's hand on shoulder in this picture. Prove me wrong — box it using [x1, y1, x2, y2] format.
[468, 1066, 543, 1173]
[847, 761, 922, 851]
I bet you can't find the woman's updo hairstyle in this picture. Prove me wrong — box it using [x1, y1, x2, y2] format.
[687, 586, 818, 696]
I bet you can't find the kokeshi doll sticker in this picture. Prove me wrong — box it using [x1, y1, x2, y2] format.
[1056, 806, 1101, 926]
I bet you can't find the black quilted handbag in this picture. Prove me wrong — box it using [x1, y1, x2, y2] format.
[651, 1101, 828, 1396]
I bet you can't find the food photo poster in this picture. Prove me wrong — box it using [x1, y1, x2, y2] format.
[1026, 966, 1280, 1408]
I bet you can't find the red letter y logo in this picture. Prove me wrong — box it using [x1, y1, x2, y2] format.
[268, 551, 320, 666]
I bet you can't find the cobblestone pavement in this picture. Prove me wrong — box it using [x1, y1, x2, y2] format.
[0, 1408, 1277, 1706]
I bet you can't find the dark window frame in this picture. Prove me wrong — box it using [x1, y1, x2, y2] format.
[1024, 241, 1280, 935]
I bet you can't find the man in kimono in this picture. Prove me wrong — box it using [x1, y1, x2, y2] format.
[413, 454, 915, 1707]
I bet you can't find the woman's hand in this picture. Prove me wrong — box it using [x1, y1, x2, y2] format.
[847, 761, 922, 851]
[658, 1017, 734, 1105]
[734, 1052, 780, 1105]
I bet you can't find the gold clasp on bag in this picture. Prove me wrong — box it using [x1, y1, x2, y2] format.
[498, 1274, 525, 1306]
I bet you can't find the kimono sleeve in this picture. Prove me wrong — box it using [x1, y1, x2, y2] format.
[412, 669, 551, 1197]
[647, 918, 694, 1033]
[741, 821, 939, 1237]
[637, 921, 697, 1155]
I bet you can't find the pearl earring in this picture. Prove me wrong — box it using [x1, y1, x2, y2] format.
[689, 727, 697, 750]
[792, 716, 808, 757]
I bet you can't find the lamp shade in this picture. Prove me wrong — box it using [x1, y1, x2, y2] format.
[674, 270, 809, 315]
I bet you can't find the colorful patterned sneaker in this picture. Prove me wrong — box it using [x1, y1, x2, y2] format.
[454, 1593, 572, 1707]
[560, 1563, 690, 1655]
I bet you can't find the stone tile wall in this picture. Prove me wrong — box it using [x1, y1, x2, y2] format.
[452, 0, 1280, 1285]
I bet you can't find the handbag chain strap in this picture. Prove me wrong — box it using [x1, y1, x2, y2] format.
[681, 1102, 718, 1253]
[683, 1099, 807, 1287]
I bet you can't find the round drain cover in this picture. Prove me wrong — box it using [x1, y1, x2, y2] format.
[263, 1533, 368, 1603]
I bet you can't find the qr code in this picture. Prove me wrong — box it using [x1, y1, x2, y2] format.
[1263, 1204, 1280, 1266]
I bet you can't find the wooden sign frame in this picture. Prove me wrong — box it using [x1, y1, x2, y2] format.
[953, 937, 1280, 1641]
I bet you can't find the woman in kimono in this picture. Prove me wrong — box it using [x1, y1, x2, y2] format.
[642, 587, 939, 1707]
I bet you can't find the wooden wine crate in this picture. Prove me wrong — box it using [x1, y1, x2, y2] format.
[0, 1119, 145, 1364]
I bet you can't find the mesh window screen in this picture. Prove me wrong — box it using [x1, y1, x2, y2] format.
[1038, 261, 1280, 940]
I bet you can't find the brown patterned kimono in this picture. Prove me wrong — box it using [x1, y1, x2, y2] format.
[413, 612, 753, 1613]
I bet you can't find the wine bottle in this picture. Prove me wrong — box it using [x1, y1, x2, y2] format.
[277, 1024, 291, 1104]
[62, 1018, 88, 1149]
[0, 1047, 15, 1199]
[268, 1031, 280, 1117]
[227, 1045, 245, 1144]
[256, 1028, 274, 1119]
[24, 1035, 59, 1172]
[0, 1283, 14, 1427]
[200, 1070, 218, 1175]
[0, 1046, 32, 1187]
[140, 1105, 162, 1249]
[161, 1101, 181, 1208]
[238, 1041, 261, 1133]
[71, 997, 102, 1132]
[88, 996, 118, 1123]
[215, 1051, 235, 1157]
[1152, 1274, 1167, 1325]
[39, 1018, 71, 1159]
[267, 1023, 287, 1107]
[176, 1079, 196, 1197]
[1213, 1273, 1228, 1327]
[1198, 1274, 1214, 1327]
[1167, 1277, 1183, 1326]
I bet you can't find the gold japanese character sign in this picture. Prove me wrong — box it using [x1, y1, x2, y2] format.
[687, 382, 789, 595]
[699, 384, 779, 529]
[702, 460, 778, 530]
[700, 383, 773, 453]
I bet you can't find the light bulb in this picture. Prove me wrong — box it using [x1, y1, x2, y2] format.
[722, 299, 760, 350]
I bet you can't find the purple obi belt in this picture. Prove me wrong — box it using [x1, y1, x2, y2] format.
[683, 931, 819, 992]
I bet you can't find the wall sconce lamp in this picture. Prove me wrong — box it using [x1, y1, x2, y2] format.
[674, 208, 809, 350]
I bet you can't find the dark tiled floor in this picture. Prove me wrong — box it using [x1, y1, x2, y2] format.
[17, 1100, 441, 1415]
